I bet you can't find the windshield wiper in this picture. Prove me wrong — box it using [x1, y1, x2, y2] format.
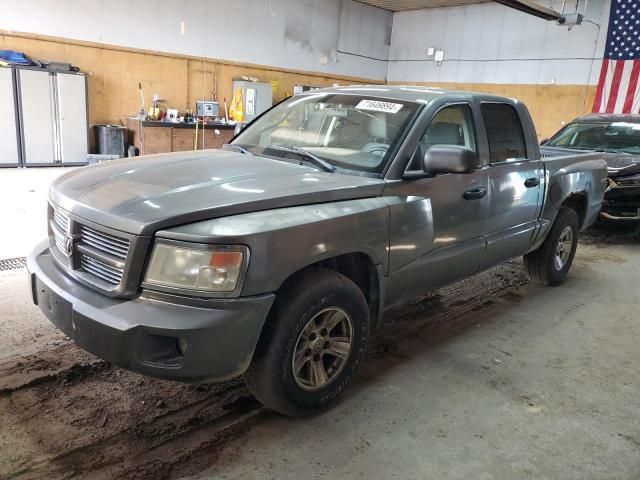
[223, 144, 253, 155]
[270, 144, 336, 172]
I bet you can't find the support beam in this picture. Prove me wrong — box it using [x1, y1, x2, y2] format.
[493, 0, 563, 21]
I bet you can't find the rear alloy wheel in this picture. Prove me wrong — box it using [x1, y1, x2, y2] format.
[553, 226, 574, 272]
[524, 206, 579, 286]
[243, 268, 370, 416]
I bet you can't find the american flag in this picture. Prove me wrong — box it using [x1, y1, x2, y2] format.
[592, 0, 640, 114]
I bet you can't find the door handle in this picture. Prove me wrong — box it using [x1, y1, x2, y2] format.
[463, 187, 487, 200]
[524, 177, 540, 188]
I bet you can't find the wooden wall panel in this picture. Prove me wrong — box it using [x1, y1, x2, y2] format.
[392, 81, 597, 139]
[1, 31, 596, 140]
[0, 32, 369, 128]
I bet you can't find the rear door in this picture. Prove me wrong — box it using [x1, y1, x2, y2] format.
[480, 102, 543, 269]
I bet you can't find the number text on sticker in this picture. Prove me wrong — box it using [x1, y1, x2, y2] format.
[356, 100, 403, 114]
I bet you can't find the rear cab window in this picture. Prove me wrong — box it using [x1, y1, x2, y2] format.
[481, 103, 527, 163]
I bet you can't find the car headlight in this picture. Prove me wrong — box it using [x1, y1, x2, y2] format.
[143, 241, 249, 296]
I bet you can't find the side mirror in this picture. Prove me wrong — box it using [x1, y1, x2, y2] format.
[234, 121, 248, 135]
[423, 145, 477, 174]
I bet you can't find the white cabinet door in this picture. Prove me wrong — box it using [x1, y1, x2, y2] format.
[0, 67, 20, 166]
[19, 69, 56, 164]
[57, 73, 88, 164]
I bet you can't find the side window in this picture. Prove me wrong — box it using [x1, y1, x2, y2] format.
[481, 103, 527, 163]
[408, 104, 476, 171]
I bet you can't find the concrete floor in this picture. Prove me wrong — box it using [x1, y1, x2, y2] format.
[204, 234, 640, 480]
[0, 229, 638, 479]
[0, 167, 639, 479]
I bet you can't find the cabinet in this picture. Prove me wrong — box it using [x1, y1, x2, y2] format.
[0, 66, 20, 167]
[127, 119, 235, 156]
[16, 67, 88, 166]
[144, 128, 172, 155]
[171, 129, 194, 152]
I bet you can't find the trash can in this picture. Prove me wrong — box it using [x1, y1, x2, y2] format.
[94, 125, 127, 158]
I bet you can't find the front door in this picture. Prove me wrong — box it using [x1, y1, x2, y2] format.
[385, 103, 489, 304]
[480, 102, 543, 269]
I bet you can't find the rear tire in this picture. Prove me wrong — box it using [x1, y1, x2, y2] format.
[523, 207, 579, 286]
[243, 268, 370, 417]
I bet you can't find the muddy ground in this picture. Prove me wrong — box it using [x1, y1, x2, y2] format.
[0, 226, 638, 480]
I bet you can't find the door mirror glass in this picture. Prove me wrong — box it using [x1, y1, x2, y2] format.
[423, 145, 477, 174]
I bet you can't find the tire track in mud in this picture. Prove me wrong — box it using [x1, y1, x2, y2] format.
[20, 389, 260, 480]
[0, 260, 529, 480]
[372, 260, 529, 351]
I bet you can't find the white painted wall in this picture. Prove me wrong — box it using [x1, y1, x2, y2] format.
[387, 0, 611, 85]
[1, 0, 613, 86]
[0, 0, 392, 80]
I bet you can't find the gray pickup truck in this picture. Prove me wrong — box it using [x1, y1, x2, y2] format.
[28, 86, 607, 416]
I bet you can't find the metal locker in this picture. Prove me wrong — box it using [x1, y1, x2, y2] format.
[57, 72, 89, 164]
[15, 66, 88, 167]
[0, 66, 22, 166]
[18, 68, 57, 165]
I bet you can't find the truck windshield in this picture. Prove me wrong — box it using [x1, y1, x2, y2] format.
[232, 93, 419, 174]
[546, 121, 640, 154]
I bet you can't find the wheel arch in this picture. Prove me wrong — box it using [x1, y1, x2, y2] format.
[560, 191, 588, 229]
[270, 252, 384, 331]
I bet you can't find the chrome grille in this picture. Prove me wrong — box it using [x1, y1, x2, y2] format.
[80, 254, 123, 286]
[79, 225, 129, 260]
[53, 209, 70, 233]
[52, 226, 66, 254]
[49, 204, 132, 291]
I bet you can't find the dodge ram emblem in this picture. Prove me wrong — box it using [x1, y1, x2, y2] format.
[63, 235, 74, 257]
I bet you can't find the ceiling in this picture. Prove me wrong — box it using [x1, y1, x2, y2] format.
[356, 0, 490, 11]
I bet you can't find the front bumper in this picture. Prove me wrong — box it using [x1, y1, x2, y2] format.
[601, 181, 640, 221]
[27, 241, 275, 383]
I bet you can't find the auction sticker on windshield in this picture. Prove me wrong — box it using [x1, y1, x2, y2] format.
[356, 99, 403, 114]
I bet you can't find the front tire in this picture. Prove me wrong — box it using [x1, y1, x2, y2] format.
[523, 207, 579, 286]
[243, 268, 370, 417]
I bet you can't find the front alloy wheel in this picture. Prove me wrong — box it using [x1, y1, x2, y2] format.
[292, 307, 353, 391]
[243, 268, 370, 416]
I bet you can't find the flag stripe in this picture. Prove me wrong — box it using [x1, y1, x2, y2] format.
[602, 60, 615, 112]
[606, 60, 625, 113]
[593, 59, 609, 113]
[623, 60, 640, 114]
[615, 61, 633, 113]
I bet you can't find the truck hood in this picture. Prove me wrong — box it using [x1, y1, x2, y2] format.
[50, 150, 385, 235]
[540, 146, 640, 178]
[601, 153, 640, 178]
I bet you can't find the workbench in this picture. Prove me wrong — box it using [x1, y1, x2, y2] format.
[127, 118, 236, 155]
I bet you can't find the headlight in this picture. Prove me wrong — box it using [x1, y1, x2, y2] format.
[143, 241, 249, 296]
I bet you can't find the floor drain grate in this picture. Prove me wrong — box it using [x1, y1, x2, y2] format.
[0, 257, 27, 271]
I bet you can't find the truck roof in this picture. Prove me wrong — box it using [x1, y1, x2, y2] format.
[312, 85, 520, 105]
[572, 113, 640, 123]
